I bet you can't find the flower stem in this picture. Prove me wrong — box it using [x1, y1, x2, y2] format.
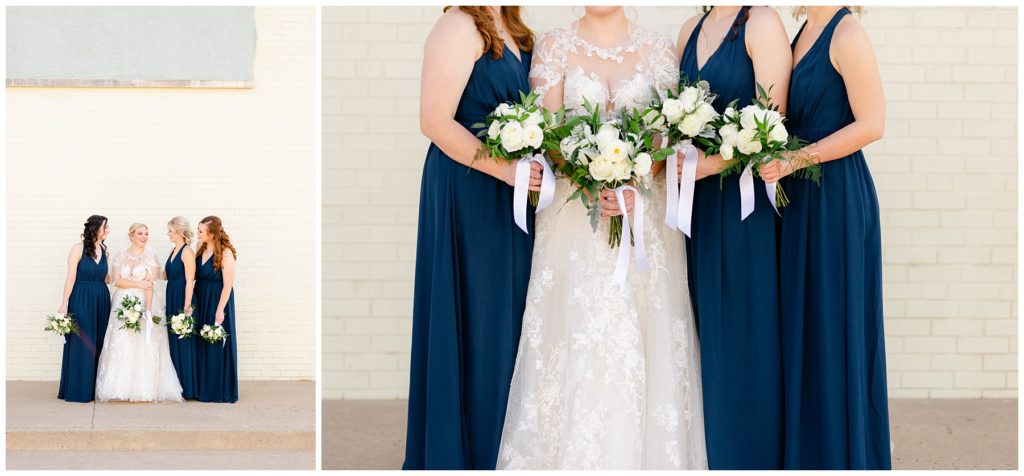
[529, 191, 540, 207]
[609, 216, 622, 248]
[776, 183, 790, 208]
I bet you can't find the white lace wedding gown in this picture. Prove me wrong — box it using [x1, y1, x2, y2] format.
[497, 23, 707, 469]
[95, 249, 183, 402]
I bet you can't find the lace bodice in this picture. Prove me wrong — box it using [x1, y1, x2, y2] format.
[110, 249, 160, 282]
[530, 22, 679, 118]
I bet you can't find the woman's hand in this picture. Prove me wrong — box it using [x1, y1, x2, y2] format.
[138, 280, 154, 290]
[599, 187, 635, 219]
[57, 305, 68, 315]
[759, 152, 797, 183]
[184, 304, 193, 315]
[215, 309, 225, 326]
[501, 160, 545, 191]
[678, 148, 721, 182]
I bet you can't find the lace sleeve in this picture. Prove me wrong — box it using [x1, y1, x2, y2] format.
[647, 35, 680, 101]
[529, 29, 568, 105]
[145, 250, 161, 282]
[109, 251, 126, 283]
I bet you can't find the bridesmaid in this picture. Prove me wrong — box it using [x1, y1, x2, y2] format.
[57, 215, 112, 403]
[675, 6, 792, 469]
[165, 216, 197, 399]
[403, 6, 540, 470]
[760, 6, 891, 469]
[193, 215, 239, 403]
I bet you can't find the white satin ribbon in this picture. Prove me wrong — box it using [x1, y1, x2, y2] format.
[59, 335, 66, 345]
[144, 310, 153, 345]
[665, 140, 699, 237]
[612, 185, 650, 287]
[513, 153, 556, 234]
[739, 160, 781, 221]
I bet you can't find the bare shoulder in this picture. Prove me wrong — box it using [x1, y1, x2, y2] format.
[69, 242, 83, 256]
[676, 13, 703, 48]
[832, 13, 872, 50]
[745, 7, 787, 38]
[182, 246, 196, 259]
[430, 8, 480, 43]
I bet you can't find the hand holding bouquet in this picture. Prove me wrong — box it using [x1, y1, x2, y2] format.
[169, 311, 195, 339]
[472, 91, 580, 234]
[45, 312, 79, 343]
[200, 324, 229, 346]
[115, 295, 146, 332]
[708, 84, 820, 218]
[642, 79, 719, 235]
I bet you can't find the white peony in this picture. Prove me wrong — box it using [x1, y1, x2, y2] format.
[523, 124, 544, 149]
[596, 124, 620, 151]
[500, 121, 526, 152]
[678, 87, 700, 113]
[721, 143, 734, 161]
[737, 128, 763, 155]
[634, 152, 653, 176]
[487, 120, 501, 140]
[589, 157, 615, 182]
[678, 114, 704, 137]
[662, 98, 686, 123]
[603, 139, 630, 162]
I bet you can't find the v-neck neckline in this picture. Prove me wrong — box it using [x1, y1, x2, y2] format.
[792, 7, 845, 72]
[695, 7, 745, 73]
[201, 252, 213, 267]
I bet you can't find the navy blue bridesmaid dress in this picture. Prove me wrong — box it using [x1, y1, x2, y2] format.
[680, 8, 784, 469]
[402, 44, 534, 470]
[58, 244, 111, 403]
[780, 8, 891, 469]
[166, 244, 198, 399]
[194, 253, 238, 403]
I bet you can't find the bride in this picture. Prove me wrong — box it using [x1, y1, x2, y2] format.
[95, 223, 183, 402]
[498, 7, 707, 469]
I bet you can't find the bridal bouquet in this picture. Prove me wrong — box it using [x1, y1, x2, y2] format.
[200, 324, 229, 345]
[642, 79, 719, 235]
[559, 101, 675, 249]
[168, 311, 195, 339]
[45, 312, 79, 339]
[472, 91, 578, 233]
[709, 85, 819, 218]
[115, 295, 147, 332]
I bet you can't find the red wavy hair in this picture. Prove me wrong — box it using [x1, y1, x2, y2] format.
[197, 216, 237, 271]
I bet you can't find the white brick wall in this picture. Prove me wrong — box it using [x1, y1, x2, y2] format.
[322, 6, 1017, 399]
[7, 7, 317, 381]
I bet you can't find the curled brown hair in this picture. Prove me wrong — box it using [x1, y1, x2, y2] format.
[197, 216, 237, 271]
[444, 6, 534, 59]
[792, 6, 864, 20]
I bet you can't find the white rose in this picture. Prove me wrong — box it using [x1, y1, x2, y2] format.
[642, 108, 667, 131]
[559, 137, 577, 157]
[696, 102, 718, 124]
[578, 147, 597, 165]
[737, 128, 763, 155]
[134, 304, 142, 312]
[523, 124, 544, 150]
[523, 111, 543, 127]
[495, 103, 514, 117]
[589, 157, 615, 182]
[678, 87, 700, 113]
[487, 120, 502, 140]
[723, 107, 737, 121]
[677, 114, 704, 137]
[500, 121, 526, 152]
[128, 314, 139, 324]
[612, 158, 633, 181]
[739, 105, 770, 131]
[634, 152, 653, 176]
[721, 143, 735, 161]
[768, 123, 789, 143]
[719, 124, 740, 146]
[661, 98, 685, 123]
[766, 110, 783, 127]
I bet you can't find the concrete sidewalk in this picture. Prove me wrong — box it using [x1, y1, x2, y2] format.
[322, 398, 1018, 470]
[7, 380, 315, 470]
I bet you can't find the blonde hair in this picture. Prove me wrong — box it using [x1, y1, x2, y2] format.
[128, 222, 148, 237]
[168, 216, 194, 244]
[792, 6, 863, 20]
